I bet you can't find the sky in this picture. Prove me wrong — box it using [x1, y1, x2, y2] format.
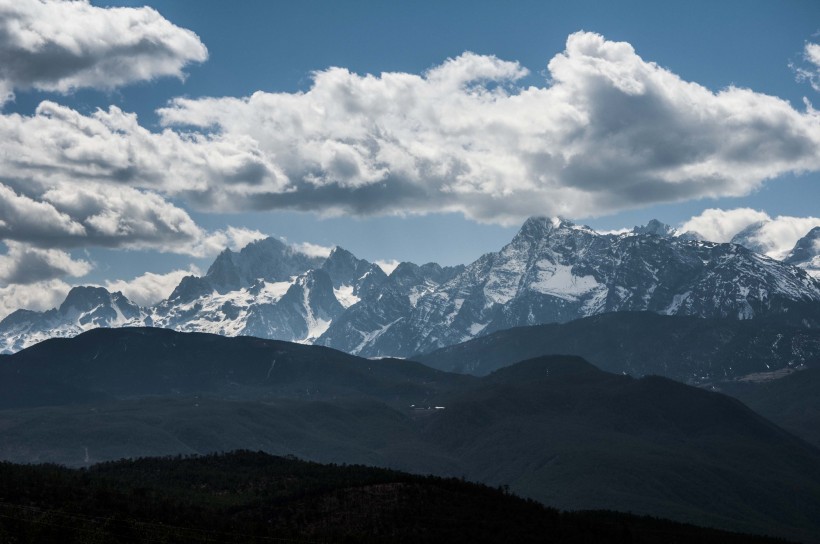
[1, 0, 820, 317]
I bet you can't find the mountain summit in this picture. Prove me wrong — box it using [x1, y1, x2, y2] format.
[2, 217, 820, 354]
[318, 216, 820, 356]
[784, 226, 820, 278]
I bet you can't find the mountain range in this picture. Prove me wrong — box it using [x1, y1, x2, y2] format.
[2, 217, 820, 356]
[417, 311, 820, 384]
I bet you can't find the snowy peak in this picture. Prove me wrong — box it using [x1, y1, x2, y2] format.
[355, 264, 388, 298]
[283, 270, 342, 316]
[514, 216, 574, 241]
[59, 286, 118, 314]
[58, 286, 141, 323]
[4, 218, 820, 357]
[317, 216, 820, 358]
[0, 286, 146, 354]
[205, 249, 243, 292]
[320, 246, 373, 288]
[166, 275, 213, 304]
[785, 227, 820, 264]
[730, 221, 770, 255]
[632, 219, 675, 238]
[785, 227, 820, 278]
[205, 237, 324, 292]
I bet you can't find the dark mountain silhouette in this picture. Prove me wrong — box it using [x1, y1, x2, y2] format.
[2, 328, 820, 540]
[417, 311, 820, 383]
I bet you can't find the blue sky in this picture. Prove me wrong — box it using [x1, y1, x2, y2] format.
[1, 0, 819, 315]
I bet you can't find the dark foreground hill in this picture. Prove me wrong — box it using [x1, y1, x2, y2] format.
[2, 329, 820, 541]
[416, 311, 820, 383]
[0, 451, 789, 544]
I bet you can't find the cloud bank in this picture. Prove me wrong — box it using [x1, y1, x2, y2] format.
[153, 31, 820, 223]
[0, 279, 71, 320]
[104, 266, 202, 306]
[0, 242, 91, 284]
[0, 31, 817, 247]
[680, 208, 820, 259]
[0, 0, 207, 104]
[2, 32, 817, 229]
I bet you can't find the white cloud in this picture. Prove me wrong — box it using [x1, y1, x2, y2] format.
[0, 242, 91, 284]
[104, 265, 202, 306]
[292, 241, 333, 258]
[0, 0, 207, 104]
[151, 31, 820, 223]
[0, 176, 269, 257]
[0, 179, 213, 254]
[199, 226, 268, 255]
[0, 278, 71, 319]
[794, 42, 820, 92]
[1, 31, 819, 238]
[679, 208, 820, 259]
[375, 259, 400, 275]
[679, 208, 771, 242]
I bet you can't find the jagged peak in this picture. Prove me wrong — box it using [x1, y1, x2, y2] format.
[677, 230, 705, 242]
[58, 286, 115, 313]
[516, 216, 575, 238]
[632, 219, 676, 238]
[785, 226, 820, 265]
[391, 261, 427, 274]
[324, 245, 359, 263]
[803, 226, 820, 239]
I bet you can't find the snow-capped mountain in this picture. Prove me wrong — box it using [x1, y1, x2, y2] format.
[0, 286, 147, 353]
[2, 217, 820, 355]
[149, 240, 377, 343]
[784, 227, 820, 278]
[317, 217, 820, 357]
[632, 218, 676, 238]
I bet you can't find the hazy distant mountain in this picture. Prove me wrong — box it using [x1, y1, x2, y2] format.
[3, 217, 820, 356]
[417, 311, 820, 383]
[3, 328, 820, 541]
[717, 366, 820, 449]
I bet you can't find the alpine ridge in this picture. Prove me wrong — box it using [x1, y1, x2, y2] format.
[2, 217, 820, 356]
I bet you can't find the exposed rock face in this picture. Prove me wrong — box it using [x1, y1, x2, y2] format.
[3, 219, 820, 356]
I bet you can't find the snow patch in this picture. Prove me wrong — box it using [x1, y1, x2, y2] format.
[529, 262, 599, 300]
[333, 285, 360, 308]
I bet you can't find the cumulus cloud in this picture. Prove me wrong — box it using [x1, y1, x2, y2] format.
[679, 208, 820, 259]
[679, 208, 772, 242]
[0, 0, 207, 104]
[150, 31, 820, 223]
[0, 278, 71, 319]
[2, 31, 820, 233]
[199, 226, 268, 255]
[292, 242, 333, 258]
[0, 174, 267, 256]
[0, 179, 207, 254]
[104, 265, 202, 306]
[794, 42, 820, 92]
[0, 242, 91, 284]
